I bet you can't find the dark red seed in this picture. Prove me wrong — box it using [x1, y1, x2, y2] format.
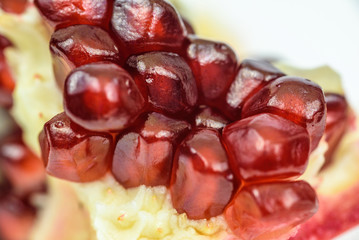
[226, 59, 285, 119]
[111, 0, 187, 55]
[170, 129, 234, 219]
[0, 195, 36, 240]
[64, 62, 145, 132]
[112, 112, 191, 188]
[38, 112, 113, 182]
[224, 181, 318, 240]
[0, 133, 45, 196]
[195, 106, 229, 130]
[323, 93, 349, 168]
[242, 76, 326, 151]
[34, 0, 111, 29]
[0, 0, 28, 14]
[50, 25, 123, 89]
[126, 52, 197, 116]
[223, 113, 310, 182]
[186, 37, 238, 107]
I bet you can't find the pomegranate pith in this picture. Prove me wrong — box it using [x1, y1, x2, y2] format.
[50, 25, 122, 89]
[34, 0, 111, 29]
[64, 62, 145, 132]
[224, 181, 318, 240]
[126, 52, 198, 116]
[112, 112, 191, 188]
[242, 76, 326, 151]
[170, 129, 234, 220]
[223, 113, 310, 182]
[111, 0, 187, 56]
[39, 112, 113, 182]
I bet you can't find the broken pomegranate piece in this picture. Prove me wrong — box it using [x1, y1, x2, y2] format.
[223, 113, 310, 182]
[112, 112, 191, 188]
[186, 37, 238, 107]
[50, 25, 123, 89]
[111, 0, 187, 55]
[126, 52, 197, 116]
[39, 112, 113, 182]
[226, 59, 285, 119]
[34, 0, 111, 29]
[224, 181, 318, 240]
[64, 62, 145, 132]
[170, 129, 234, 220]
[242, 76, 326, 151]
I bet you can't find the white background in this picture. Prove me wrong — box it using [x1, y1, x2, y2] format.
[178, 0, 359, 239]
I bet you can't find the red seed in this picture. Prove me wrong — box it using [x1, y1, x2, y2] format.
[50, 25, 122, 89]
[323, 93, 349, 168]
[34, 0, 111, 29]
[111, 0, 187, 55]
[0, 0, 28, 14]
[0, 133, 45, 196]
[186, 37, 238, 107]
[226, 59, 285, 119]
[38, 112, 113, 182]
[195, 106, 229, 130]
[126, 52, 197, 116]
[112, 112, 191, 188]
[170, 129, 234, 219]
[242, 76, 326, 151]
[64, 62, 145, 132]
[223, 113, 310, 182]
[224, 181, 318, 240]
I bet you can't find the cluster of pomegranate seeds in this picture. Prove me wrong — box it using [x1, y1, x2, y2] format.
[0, 34, 15, 108]
[33, 0, 347, 238]
[34, 0, 111, 30]
[0, 0, 28, 14]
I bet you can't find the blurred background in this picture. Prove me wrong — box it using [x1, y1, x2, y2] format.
[175, 0, 359, 113]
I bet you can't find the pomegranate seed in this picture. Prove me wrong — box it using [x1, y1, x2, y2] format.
[112, 112, 191, 188]
[34, 0, 111, 29]
[0, 195, 36, 240]
[0, 133, 45, 196]
[226, 59, 285, 119]
[64, 62, 145, 132]
[170, 129, 234, 219]
[182, 18, 195, 35]
[223, 113, 310, 182]
[0, 0, 28, 14]
[111, 0, 187, 55]
[195, 106, 229, 130]
[50, 25, 122, 89]
[242, 76, 326, 151]
[224, 181, 318, 240]
[0, 35, 15, 108]
[323, 93, 349, 168]
[126, 52, 197, 116]
[38, 112, 113, 182]
[186, 37, 238, 107]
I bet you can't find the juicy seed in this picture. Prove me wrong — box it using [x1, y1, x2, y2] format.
[323, 93, 349, 168]
[126, 52, 198, 116]
[226, 59, 285, 119]
[224, 181, 318, 240]
[195, 106, 229, 130]
[223, 113, 310, 182]
[186, 37, 238, 107]
[0, 0, 28, 14]
[170, 129, 234, 220]
[50, 25, 122, 89]
[34, 0, 111, 29]
[242, 76, 326, 151]
[112, 112, 191, 188]
[0, 132, 45, 196]
[38, 112, 113, 182]
[64, 62, 145, 132]
[111, 0, 187, 55]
